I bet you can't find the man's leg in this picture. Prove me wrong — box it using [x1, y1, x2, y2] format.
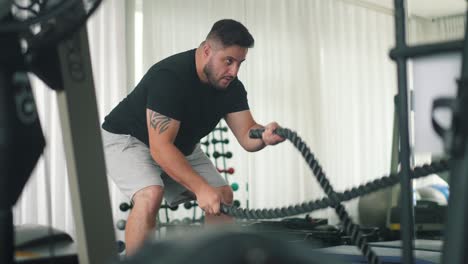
[101, 131, 166, 254]
[125, 185, 164, 255]
[204, 185, 234, 225]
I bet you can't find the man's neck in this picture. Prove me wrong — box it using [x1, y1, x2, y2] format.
[195, 47, 208, 83]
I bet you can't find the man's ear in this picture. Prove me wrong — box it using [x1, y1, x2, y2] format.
[202, 41, 211, 57]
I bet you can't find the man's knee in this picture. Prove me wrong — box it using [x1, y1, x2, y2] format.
[217, 185, 233, 205]
[132, 185, 164, 214]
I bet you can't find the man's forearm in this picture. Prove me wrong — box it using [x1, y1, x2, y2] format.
[150, 143, 208, 193]
[241, 123, 266, 152]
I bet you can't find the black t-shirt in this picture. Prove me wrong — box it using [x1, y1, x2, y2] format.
[102, 49, 249, 155]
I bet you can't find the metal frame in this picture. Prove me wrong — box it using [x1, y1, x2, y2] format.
[440, 2, 468, 262]
[0, 16, 46, 264]
[391, 1, 416, 263]
[390, 0, 468, 263]
[0, 64, 15, 264]
[1, 2, 117, 263]
[54, 24, 117, 264]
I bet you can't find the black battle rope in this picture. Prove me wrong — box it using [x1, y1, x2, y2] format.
[220, 127, 450, 264]
[221, 159, 448, 218]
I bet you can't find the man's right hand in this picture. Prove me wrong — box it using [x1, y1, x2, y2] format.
[195, 184, 222, 215]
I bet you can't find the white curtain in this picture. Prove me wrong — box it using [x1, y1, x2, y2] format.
[13, 0, 467, 241]
[137, 1, 466, 224]
[135, 0, 398, 223]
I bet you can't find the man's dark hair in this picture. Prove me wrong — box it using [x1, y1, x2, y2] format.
[206, 19, 254, 48]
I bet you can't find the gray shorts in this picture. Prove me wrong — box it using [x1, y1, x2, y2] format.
[102, 130, 228, 206]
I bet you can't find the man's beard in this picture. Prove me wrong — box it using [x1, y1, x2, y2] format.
[203, 60, 228, 90]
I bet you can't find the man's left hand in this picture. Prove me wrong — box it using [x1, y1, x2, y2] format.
[262, 122, 285, 146]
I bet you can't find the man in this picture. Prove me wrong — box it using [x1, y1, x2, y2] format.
[101, 19, 285, 255]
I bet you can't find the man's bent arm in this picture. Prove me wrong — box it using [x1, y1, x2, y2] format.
[225, 110, 285, 152]
[225, 110, 266, 152]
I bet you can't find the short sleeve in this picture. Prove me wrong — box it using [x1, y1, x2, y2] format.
[224, 80, 250, 114]
[142, 69, 186, 121]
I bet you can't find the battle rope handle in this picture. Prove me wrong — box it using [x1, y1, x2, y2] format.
[221, 127, 448, 264]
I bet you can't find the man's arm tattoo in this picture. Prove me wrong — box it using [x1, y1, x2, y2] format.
[150, 111, 171, 134]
